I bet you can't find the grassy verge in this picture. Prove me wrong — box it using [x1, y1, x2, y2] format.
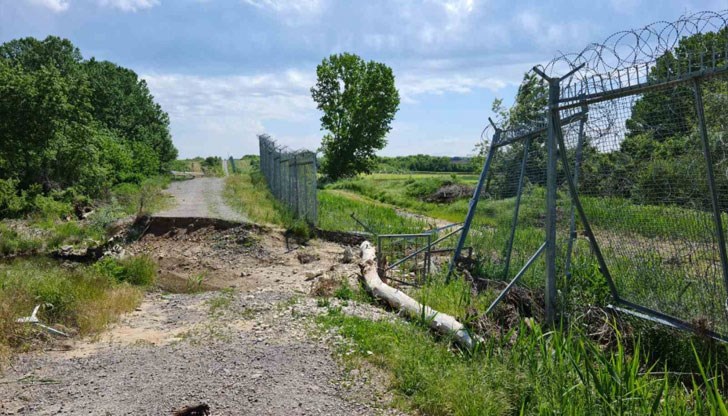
[319, 301, 727, 415]
[327, 174, 471, 223]
[223, 159, 287, 225]
[0, 256, 156, 368]
[318, 189, 431, 234]
[0, 176, 171, 258]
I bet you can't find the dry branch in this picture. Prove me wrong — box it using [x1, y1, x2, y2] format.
[358, 241, 478, 350]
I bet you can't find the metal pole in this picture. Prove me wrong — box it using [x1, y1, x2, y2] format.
[544, 77, 560, 325]
[693, 77, 728, 297]
[502, 137, 532, 280]
[565, 106, 587, 279]
[486, 242, 546, 314]
[447, 130, 500, 281]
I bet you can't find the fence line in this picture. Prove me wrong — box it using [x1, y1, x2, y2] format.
[450, 10, 728, 340]
[258, 134, 318, 225]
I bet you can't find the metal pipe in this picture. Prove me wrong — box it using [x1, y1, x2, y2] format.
[388, 227, 463, 272]
[447, 131, 500, 281]
[502, 137, 532, 281]
[486, 242, 546, 314]
[565, 105, 588, 279]
[544, 76, 560, 325]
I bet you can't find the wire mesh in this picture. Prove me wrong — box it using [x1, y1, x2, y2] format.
[454, 10, 728, 339]
[258, 134, 318, 225]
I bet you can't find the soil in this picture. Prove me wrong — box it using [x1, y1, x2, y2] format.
[0, 184, 406, 415]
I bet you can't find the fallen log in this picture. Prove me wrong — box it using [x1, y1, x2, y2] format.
[359, 241, 478, 350]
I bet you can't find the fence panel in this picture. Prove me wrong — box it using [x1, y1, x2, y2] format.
[258, 134, 318, 225]
[452, 11, 728, 339]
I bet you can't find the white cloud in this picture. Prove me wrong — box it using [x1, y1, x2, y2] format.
[28, 0, 70, 12]
[240, 0, 324, 24]
[98, 0, 160, 12]
[242, 0, 323, 14]
[515, 9, 593, 48]
[141, 70, 319, 157]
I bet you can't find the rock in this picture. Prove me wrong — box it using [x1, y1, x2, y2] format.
[341, 246, 355, 264]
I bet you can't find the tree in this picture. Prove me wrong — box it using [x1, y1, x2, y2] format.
[0, 36, 177, 202]
[311, 53, 399, 180]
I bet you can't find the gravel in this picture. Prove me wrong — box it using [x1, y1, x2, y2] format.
[155, 178, 246, 222]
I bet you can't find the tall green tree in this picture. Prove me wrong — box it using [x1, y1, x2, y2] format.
[311, 53, 399, 180]
[0, 36, 177, 200]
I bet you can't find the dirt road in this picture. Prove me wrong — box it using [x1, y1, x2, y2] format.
[0, 179, 402, 415]
[156, 177, 246, 222]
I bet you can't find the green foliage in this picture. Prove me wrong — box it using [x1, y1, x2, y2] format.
[311, 53, 400, 180]
[0, 35, 177, 215]
[0, 179, 27, 217]
[320, 307, 728, 415]
[0, 258, 142, 361]
[376, 155, 476, 173]
[93, 255, 157, 287]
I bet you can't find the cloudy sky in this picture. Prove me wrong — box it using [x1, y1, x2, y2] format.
[1, 0, 725, 158]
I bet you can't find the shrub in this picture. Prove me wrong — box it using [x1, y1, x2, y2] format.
[93, 255, 157, 286]
[0, 179, 26, 217]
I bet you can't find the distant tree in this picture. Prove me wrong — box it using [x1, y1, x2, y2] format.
[311, 53, 399, 180]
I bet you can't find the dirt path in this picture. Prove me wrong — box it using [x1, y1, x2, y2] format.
[156, 177, 246, 222]
[0, 225, 401, 415]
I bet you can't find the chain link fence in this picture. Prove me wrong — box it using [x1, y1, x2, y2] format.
[258, 134, 318, 225]
[451, 11, 728, 340]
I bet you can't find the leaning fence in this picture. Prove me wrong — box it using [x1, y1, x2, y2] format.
[450, 10, 728, 341]
[258, 134, 318, 225]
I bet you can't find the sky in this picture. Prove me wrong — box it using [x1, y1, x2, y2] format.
[1, 0, 726, 158]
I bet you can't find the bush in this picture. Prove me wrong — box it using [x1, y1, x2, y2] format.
[93, 255, 157, 286]
[0, 179, 26, 217]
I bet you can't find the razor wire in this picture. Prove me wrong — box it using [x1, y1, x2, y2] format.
[452, 10, 728, 340]
[258, 134, 318, 225]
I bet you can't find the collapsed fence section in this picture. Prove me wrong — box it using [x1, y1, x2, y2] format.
[258, 134, 318, 225]
[451, 10, 728, 340]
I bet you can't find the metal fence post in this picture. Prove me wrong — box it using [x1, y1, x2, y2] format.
[502, 137, 532, 280]
[693, 77, 728, 298]
[564, 103, 588, 279]
[447, 129, 500, 281]
[538, 69, 561, 326]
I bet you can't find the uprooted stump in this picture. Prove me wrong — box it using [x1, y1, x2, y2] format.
[359, 241, 479, 350]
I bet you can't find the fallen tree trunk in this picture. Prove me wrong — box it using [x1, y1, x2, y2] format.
[359, 241, 478, 350]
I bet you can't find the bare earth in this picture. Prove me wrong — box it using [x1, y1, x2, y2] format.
[0, 183, 403, 415]
[156, 177, 247, 222]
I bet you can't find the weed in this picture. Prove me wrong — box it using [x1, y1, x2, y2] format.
[0, 259, 142, 367]
[93, 255, 157, 287]
[186, 272, 207, 293]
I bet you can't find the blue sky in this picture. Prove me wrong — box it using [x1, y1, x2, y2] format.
[1, 0, 726, 158]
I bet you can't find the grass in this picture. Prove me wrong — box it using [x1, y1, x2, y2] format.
[320, 304, 728, 416]
[326, 173, 473, 223]
[0, 257, 153, 367]
[224, 159, 288, 225]
[318, 189, 431, 234]
[0, 176, 171, 258]
[314, 171, 728, 413]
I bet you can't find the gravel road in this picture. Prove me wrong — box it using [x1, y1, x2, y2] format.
[155, 177, 246, 222]
[0, 225, 402, 415]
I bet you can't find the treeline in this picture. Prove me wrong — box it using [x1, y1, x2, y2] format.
[0, 36, 177, 217]
[376, 155, 477, 173]
[487, 27, 728, 209]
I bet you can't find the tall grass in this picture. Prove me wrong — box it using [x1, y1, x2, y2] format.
[0, 257, 153, 368]
[320, 306, 728, 415]
[224, 159, 286, 225]
[318, 189, 431, 234]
